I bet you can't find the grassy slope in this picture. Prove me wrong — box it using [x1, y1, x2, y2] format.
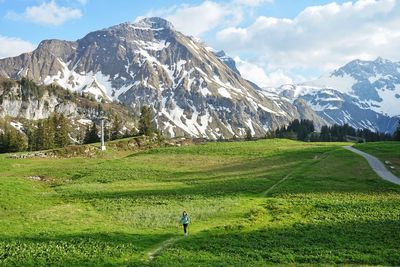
[354, 141, 400, 177]
[0, 139, 399, 266]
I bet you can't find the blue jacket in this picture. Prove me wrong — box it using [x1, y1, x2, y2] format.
[180, 215, 190, 224]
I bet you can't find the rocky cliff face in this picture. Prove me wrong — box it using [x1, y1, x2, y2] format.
[0, 78, 135, 137]
[0, 17, 320, 138]
[0, 80, 79, 120]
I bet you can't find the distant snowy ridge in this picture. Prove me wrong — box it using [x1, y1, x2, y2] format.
[302, 57, 400, 117]
[271, 57, 400, 133]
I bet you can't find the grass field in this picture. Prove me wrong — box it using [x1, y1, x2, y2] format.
[1, 139, 400, 266]
[355, 141, 400, 177]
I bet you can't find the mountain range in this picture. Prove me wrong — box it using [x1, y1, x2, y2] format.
[269, 57, 400, 133]
[0, 17, 398, 138]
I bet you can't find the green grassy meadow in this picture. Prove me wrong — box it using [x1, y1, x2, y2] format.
[1, 139, 399, 266]
[355, 141, 400, 177]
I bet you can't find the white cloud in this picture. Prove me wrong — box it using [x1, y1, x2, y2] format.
[6, 1, 82, 26]
[166, 1, 233, 36]
[233, 0, 272, 7]
[0, 36, 36, 59]
[235, 57, 292, 87]
[143, 0, 272, 37]
[216, 0, 400, 81]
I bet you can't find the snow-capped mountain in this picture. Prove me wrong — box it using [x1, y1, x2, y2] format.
[0, 17, 318, 138]
[304, 57, 400, 117]
[275, 58, 400, 133]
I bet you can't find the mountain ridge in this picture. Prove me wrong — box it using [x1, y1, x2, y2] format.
[270, 57, 400, 133]
[0, 17, 323, 138]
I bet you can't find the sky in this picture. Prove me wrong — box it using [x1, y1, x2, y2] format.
[0, 0, 399, 87]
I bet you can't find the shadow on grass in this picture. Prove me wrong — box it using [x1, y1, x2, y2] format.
[58, 157, 302, 201]
[0, 232, 172, 266]
[124, 141, 340, 158]
[151, 219, 400, 266]
[269, 147, 400, 196]
[59, 148, 400, 202]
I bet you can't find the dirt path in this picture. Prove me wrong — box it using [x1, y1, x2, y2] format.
[262, 172, 293, 196]
[344, 146, 400, 185]
[263, 149, 334, 196]
[146, 237, 181, 261]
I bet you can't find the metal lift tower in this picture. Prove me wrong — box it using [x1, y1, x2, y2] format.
[100, 118, 106, 151]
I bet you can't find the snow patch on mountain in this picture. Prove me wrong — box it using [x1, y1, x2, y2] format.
[43, 58, 112, 100]
[134, 40, 170, 51]
[10, 121, 24, 133]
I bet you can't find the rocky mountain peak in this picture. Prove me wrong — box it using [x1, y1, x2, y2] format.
[214, 50, 240, 75]
[332, 57, 400, 81]
[374, 56, 393, 65]
[0, 17, 325, 139]
[131, 17, 175, 30]
[214, 50, 227, 58]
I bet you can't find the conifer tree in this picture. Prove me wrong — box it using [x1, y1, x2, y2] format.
[0, 122, 10, 153]
[83, 127, 90, 144]
[0, 122, 27, 152]
[0, 132, 4, 153]
[42, 117, 55, 149]
[35, 120, 45, 150]
[394, 120, 400, 141]
[55, 114, 70, 147]
[139, 106, 154, 136]
[245, 128, 252, 141]
[84, 122, 100, 144]
[111, 115, 123, 140]
[10, 130, 27, 152]
[320, 126, 331, 142]
[26, 127, 35, 151]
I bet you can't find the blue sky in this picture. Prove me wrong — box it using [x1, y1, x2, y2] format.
[0, 0, 399, 86]
[0, 0, 348, 43]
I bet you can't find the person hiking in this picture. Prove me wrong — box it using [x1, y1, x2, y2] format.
[180, 211, 190, 237]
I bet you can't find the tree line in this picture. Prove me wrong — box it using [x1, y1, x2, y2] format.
[82, 105, 156, 144]
[0, 105, 157, 153]
[274, 119, 399, 142]
[0, 122, 27, 152]
[0, 114, 70, 153]
[275, 119, 315, 141]
[2, 109, 399, 153]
